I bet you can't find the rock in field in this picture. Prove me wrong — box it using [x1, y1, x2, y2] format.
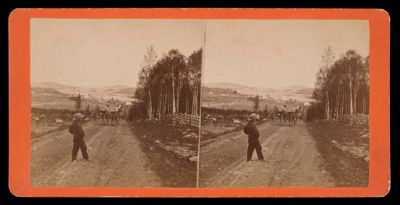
[189, 156, 198, 162]
[183, 132, 198, 139]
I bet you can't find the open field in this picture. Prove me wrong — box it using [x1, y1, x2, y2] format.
[200, 106, 270, 143]
[31, 120, 70, 139]
[31, 87, 105, 110]
[31, 82, 136, 110]
[31, 108, 75, 138]
[202, 85, 313, 111]
[30, 86, 105, 138]
[30, 84, 134, 137]
[202, 87, 275, 110]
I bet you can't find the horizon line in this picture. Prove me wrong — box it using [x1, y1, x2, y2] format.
[31, 81, 136, 88]
[203, 81, 314, 89]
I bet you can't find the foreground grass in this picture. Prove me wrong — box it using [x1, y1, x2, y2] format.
[200, 120, 267, 143]
[129, 120, 198, 187]
[306, 116, 369, 187]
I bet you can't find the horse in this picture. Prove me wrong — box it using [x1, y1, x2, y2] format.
[90, 106, 102, 122]
[287, 106, 302, 126]
[98, 110, 110, 124]
[90, 111, 98, 122]
[269, 113, 275, 121]
[286, 111, 295, 126]
[109, 105, 122, 126]
[276, 110, 288, 125]
[294, 106, 304, 125]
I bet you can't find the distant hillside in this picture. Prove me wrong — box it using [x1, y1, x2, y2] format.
[102, 85, 134, 90]
[204, 82, 253, 90]
[113, 87, 135, 94]
[203, 82, 313, 104]
[31, 82, 73, 89]
[31, 87, 65, 95]
[31, 82, 136, 103]
[202, 86, 237, 95]
[205, 82, 312, 92]
[32, 82, 134, 92]
[281, 85, 309, 90]
[294, 88, 314, 95]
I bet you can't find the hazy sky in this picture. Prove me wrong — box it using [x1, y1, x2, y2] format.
[31, 19, 204, 87]
[31, 19, 369, 89]
[203, 20, 369, 88]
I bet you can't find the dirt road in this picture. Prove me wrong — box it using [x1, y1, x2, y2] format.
[31, 121, 162, 187]
[199, 121, 336, 187]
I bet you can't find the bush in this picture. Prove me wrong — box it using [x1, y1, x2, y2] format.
[306, 102, 324, 121]
[128, 102, 147, 121]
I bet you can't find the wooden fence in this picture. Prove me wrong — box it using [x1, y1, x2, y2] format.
[158, 114, 200, 128]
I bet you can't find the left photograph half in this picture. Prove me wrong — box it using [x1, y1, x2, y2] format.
[30, 19, 203, 188]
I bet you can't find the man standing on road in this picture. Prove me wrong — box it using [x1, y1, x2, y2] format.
[243, 113, 264, 162]
[69, 113, 89, 161]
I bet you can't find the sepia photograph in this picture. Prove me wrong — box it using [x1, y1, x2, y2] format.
[30, 19, 203, 187]
[8, 8, 391, 197]
[199, 20, 370, 188]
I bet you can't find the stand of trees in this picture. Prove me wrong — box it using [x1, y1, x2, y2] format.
[134, 46, 202, 120]
[310, 47, 369, 120]
[247, 95, 262, 112]
[69, 93, 84, 111]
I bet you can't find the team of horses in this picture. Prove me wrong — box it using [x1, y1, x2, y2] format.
[91, 105, 125, 126]
[86, 103, 302, 127]
[270, 106, 302, 126]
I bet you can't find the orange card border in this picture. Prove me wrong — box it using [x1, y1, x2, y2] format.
[9, 8, 390, 197]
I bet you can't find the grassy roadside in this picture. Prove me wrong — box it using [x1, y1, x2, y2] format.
[200, 120, 267, 145]
[129, 121, 198, 187]
[31, 124, 69, 139]
[306, 117, 369, 187]
[31, 120, 91, 140]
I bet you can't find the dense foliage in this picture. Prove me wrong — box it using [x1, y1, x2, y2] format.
[134, 46, 202, 120]
[308, 47, 369, 120]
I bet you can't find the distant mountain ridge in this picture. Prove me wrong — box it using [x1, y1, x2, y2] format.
[204, 82, 253, 90]
[31, 82, 135, 90]
[205, 82, 312, 92]
[280, 85, 310, 90]
[31, 82, 73, 89]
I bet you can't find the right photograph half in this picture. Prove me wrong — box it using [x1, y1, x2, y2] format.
[199, 20, 370, 188]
